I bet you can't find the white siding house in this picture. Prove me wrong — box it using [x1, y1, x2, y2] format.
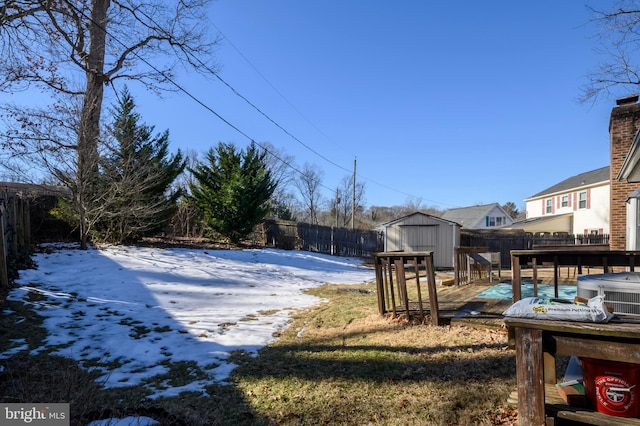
[518, 166, 610, 236]
[378, 212, 460, 269]
[440, 203, 515, 229]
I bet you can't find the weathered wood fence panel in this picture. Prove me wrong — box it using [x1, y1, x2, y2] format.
[298, 223, 382, 258]
[0, 202, 8, 294]
[254, 219, 383, 258]
[0, 191, 30, 297]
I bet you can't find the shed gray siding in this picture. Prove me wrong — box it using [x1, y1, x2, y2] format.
[382, 213, 460, 268]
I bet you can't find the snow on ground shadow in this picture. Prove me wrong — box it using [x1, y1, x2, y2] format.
[2, 245, 375, 398]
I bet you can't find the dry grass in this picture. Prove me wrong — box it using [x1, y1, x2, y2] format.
[228, 283, 518, 425]
[0, 279, 519, 425]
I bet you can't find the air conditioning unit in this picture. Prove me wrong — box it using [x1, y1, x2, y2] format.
[577, 272, 640, 316]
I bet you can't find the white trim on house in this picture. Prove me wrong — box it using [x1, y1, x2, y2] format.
[522, 167, 609, 236]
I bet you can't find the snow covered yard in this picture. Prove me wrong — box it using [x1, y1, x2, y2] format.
[3, 244, 375, 399]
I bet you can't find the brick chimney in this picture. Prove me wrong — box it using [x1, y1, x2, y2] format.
[610, 94, 640, 250]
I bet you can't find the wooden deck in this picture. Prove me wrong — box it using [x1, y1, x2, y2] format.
[390, 265, 590, 328]
[437, 279, 513, 327]
[379, 275, 520, 328]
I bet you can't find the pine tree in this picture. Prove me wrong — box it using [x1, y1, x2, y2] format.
[189, 142, 276, 244]
[96, 87, 186, 244]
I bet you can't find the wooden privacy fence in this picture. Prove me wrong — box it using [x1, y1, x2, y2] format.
[373, 252, 440, 325]
[0, 191, 30, 296]
[254, 219, 384, 258]
[461, 229, 610, 269]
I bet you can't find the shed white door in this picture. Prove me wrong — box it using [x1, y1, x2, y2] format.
[400, 225, 438, 252]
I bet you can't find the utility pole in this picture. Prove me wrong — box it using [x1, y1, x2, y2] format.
[352, 158, 356, 229]
[335, 187, 340, 228]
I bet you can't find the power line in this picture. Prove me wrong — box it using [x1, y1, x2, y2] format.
[208, 19, 355, 158]
[67, 2, 453, 207]
[206, 19, 458, 207]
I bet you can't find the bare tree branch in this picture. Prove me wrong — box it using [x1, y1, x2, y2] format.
[0, 0, 218, 247]
[582, 1, 640, 102]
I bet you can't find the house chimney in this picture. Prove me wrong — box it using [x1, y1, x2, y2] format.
[616, 94, 640, 105]
[610, 95, 640, 250]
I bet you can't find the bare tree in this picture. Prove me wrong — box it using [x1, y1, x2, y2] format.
[294, 162, 324, 224]
[581, 1, 640, 103]
[334, 174, 366, 227]
[402, 197, 425, 215]
[261, 142, 298, 220]
[0, 0, 217, 247]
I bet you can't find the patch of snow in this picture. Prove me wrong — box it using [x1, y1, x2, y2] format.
[5, 246, 374, 398]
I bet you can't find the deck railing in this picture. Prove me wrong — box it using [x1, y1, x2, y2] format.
[373, 252, 440, 325]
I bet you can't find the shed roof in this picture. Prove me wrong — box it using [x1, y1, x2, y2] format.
[378, 211, 459, 228]
[526, 166, 610, 199]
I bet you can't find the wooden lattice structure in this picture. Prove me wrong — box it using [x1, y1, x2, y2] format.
[373, 252, 440, 325]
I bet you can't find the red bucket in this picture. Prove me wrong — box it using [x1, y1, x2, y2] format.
[582, 358, 640, 418]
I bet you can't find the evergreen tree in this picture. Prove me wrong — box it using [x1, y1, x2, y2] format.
[190, 142, 276, 244]
[96, 87, 186, 244]
[502, 202, 520, 220]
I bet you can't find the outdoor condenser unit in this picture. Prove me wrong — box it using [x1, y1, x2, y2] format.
[577, 272, 640, 316]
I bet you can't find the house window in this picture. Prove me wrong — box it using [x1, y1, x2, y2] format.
[561, 195, 569, 207]
[496, 217, 503, 226]
[546, 199, 552, 213]
[579, 191, 587, 209]
[488, 217, 496, 227]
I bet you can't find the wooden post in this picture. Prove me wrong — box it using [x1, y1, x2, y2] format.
[454, 248, 460, 286]
[6, 194, 16, 257]
[374, 255, 385, 315]
[412, 257, 425, 322]
[387, 258, 397, 317]
[532, 257, 538, 297]
[553, 255, 559, 298]
[425, 253, 439, 326]
[395, 258, 410, 314]
[511, 254, 522, 302]
[24, 197, 30, 249]
[515, 327, 545, 426]
[0, 202, 7, 292]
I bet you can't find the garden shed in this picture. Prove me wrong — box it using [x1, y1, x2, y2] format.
[378, 212, 461, 269]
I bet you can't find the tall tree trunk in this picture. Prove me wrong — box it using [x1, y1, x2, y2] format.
[77, 0, 109, 249]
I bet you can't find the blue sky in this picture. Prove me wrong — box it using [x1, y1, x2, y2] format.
[117, 2, 616, 211]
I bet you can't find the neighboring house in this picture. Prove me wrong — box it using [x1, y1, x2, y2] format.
[377, 212, 460, 269]
[514, 166, 610, 236]
[440, 203, 515, 229]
